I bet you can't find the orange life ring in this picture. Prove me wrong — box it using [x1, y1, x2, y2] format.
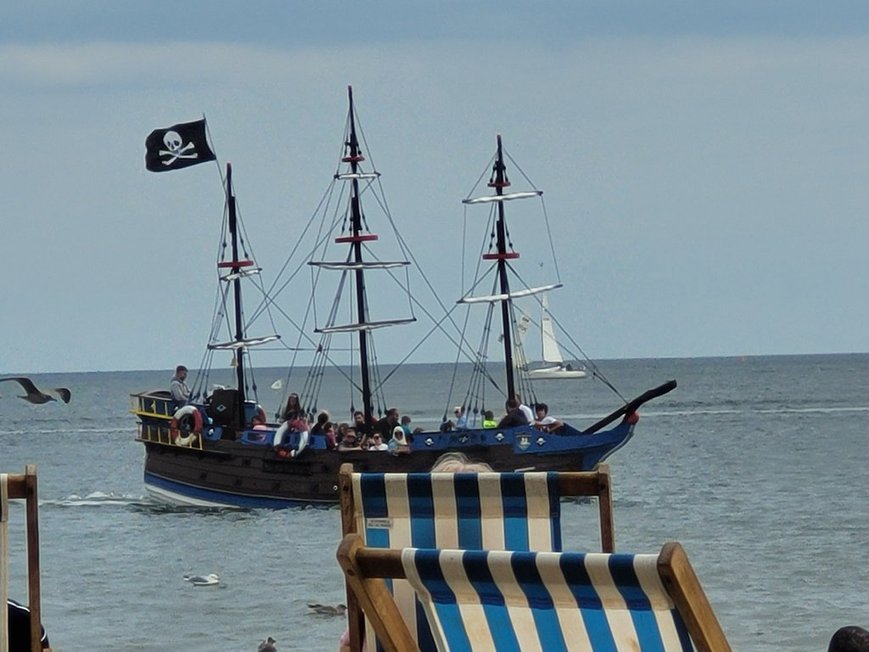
[170, 405, 203, 446]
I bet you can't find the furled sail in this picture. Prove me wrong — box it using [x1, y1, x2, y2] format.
[462, 190, 543, 205]
[208, 335, 280, 350]
[458, 283, 562, 304]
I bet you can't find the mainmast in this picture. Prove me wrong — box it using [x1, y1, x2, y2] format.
[344, 86, 375, 424]
[308, 87, 415, 424]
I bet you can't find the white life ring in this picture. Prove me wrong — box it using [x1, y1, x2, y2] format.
[170, 405, 203, 447]
[273, 421, 309, 458]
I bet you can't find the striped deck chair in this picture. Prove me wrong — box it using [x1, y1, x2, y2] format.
[0, 465, 51, 652]
[337, 533, 731, 652]
[338, 463, 615, 652]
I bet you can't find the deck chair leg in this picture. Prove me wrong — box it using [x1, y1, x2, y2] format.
[337, 534, 418, 652]
[338, 464, 365, 652]
[658, 542, 731, 652]
[597, 464, 615, 552]
[25, 466, 45, 652]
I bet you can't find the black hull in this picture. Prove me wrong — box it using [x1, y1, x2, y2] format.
[130, 380, 686, 509]
[134, 391, 636, 508]
[140, 435, 628, 508]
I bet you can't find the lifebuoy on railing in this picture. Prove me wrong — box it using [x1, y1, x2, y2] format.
[273, 420, 310, 459]
[170, 405, 203, 447]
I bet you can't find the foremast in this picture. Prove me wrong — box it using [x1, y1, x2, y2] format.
[208, 162, 279, 427]
[227, 164, 246, 409]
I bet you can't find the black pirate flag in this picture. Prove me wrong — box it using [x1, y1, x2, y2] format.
[145, 119, 216, 172]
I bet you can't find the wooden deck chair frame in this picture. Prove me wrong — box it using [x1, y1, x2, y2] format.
[1, 465, 49, 652]
[337, 532, 731, 652]
[338, 462, 615, 652]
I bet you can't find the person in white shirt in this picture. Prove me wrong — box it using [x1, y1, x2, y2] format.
[533, 403, 563, 432]
[367, 432, 389, 451]
[516, 395, 535, 424]
[170, 365, 191, 405]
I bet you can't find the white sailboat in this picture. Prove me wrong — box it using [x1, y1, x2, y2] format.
[526, 295, 587, 379]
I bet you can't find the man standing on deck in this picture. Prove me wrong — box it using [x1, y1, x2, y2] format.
[453, 405, 468, 429]
[170, 365, 191, 405]
[374, 408, 400, 442]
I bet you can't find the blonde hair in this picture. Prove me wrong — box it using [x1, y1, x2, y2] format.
[430, 452, 493, 473]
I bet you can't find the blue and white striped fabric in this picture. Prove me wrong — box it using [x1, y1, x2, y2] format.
[401, 548, 693, 652]
[351, 472, 563, 651]
[351, 472, 562, 552]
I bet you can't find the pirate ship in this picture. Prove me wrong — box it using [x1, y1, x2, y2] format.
[131, 87, 675, 508]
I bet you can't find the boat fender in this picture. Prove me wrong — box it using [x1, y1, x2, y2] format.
[170, 405, 203, 446]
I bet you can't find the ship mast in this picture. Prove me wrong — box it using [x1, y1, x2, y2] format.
[226, 164, 247, 420]
[344, 87, 374, 423]
[308, 87, 415, 424]
[460, 136, 556, 403]
[491, 135, 517, 399]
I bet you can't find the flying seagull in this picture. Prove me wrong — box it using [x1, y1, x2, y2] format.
[0, 377, 71, 404]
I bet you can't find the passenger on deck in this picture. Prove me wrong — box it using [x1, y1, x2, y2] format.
[310, 411, 330, 436]
[335, 422, 349, 447]
[374, 408, 400, 441]
[170, 365, 191, 405]
[323, 422, 338, 450]
[388, 426, 410, 454]
[400, 415, 413, 436]
[338, 427, 361, 451]
[497, 397, 529, 428]
[515, 394, 535, 423]
[367, 432, 388, 451]
[281, 392, 303, 423]
[533, 402, 563, 432]
[353, 410, 372, 438]
[453, 405, 468, 429]
[482, 409, 497, 428]
[251, 406, 269, 432]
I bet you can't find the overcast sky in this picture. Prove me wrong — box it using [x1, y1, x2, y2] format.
[3, 2, 869, 373]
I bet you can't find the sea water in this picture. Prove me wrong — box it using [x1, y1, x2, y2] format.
[0, 354, 867, 651]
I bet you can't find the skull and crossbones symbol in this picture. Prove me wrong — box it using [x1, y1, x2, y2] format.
[159, 131, 200, 166]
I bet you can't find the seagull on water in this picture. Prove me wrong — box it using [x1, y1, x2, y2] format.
[183, 573, 220, 586]
[257, 636, 277, 652]
[0, 377, 71, 404]
[307, 603, 347, 617]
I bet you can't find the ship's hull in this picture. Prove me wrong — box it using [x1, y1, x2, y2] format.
[133, 392, 634, 509]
